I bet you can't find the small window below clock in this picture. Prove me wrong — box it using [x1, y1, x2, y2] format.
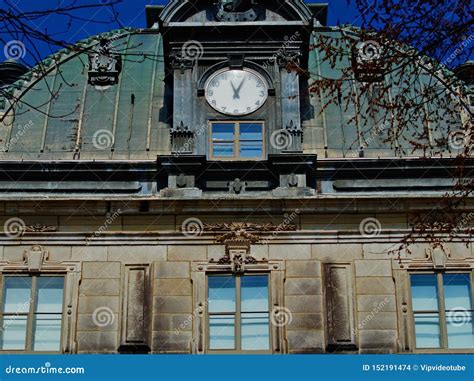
[210, 121, 264, 160]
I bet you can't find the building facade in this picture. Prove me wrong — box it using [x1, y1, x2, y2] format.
[0, 0, 472, 354]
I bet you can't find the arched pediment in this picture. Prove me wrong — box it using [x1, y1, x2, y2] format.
[153, 0, 317, 25]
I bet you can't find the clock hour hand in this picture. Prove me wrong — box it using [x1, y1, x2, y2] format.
[231, 78, 246, 99]
[231, 81, 240, 99]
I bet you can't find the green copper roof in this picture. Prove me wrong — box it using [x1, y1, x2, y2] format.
[0, 27, 465, 160]
[0, 29, 169, 160]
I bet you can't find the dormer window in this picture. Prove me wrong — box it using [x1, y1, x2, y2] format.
[210, 121, 264, 160]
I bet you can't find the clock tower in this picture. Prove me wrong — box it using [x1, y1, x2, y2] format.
[148, 0, 327, 196]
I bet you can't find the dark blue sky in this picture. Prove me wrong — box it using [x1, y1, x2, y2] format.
[1, 0, 361, 65]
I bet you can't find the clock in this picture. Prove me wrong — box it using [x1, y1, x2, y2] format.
[205, 68, 268, 116]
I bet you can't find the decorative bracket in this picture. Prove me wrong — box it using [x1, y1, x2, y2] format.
[283, 119, 303, 152]
[170, 53, 195, 73]
[276, 51, 302, 70]
[23, 245, 49, 272]
[204, 222, 296, 273]
[171, 121, 194, 154]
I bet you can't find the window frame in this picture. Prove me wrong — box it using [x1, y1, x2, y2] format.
[0, 273, 66, 354]
[208, 121, 265, 161]
[408, 270, 474, 353]
[206, 273, 272, 354]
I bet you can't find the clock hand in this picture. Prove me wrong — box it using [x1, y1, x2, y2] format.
[231, 78, 246, 100]
[230, 81, 240, 99]
[236, 78, 246, 93]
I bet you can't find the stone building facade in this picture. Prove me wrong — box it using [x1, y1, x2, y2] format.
[0, 0, 472, 354]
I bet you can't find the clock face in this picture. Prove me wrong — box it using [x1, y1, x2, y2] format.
[205, 68, 269, 116]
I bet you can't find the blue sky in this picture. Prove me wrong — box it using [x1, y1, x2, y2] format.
[1, 0, 361, 65]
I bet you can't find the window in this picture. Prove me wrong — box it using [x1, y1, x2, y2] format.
[0, 275, 64, 352]
[410, 273, 473, 350]
[207, 274, 270, 352]
[210, 122, 264, 160]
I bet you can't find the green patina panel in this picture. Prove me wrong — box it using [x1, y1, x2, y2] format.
[43, 57, 87, 155]
[113, 33, 159, 158]
[7, 73, 55, 156]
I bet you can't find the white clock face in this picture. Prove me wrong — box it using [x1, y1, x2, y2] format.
[205, 68, 269, 116]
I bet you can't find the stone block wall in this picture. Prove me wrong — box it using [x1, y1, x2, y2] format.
[0, 240, 472, 354]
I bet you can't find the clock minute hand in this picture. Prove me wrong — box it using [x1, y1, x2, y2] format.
[235, 78, 246, 95]
[231, 81, 240, 99]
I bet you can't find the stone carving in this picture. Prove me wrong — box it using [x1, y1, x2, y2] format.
[203, 222, 297, 235]
[429, 247, 449, 268]
[287, 173, 299, 187]
[23, 245, 49, 272]
[228, 178, 246, 194]
[170, 53, 194, 73]
[88, 39, 122, 87]
[24, 223, 57, 233]
[276, 51, 301, 69]
[216, 249, 258, 273]
[205, 222, 296, 273]
[215, 0, 258, 22]
[170, 121, 194, 153]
